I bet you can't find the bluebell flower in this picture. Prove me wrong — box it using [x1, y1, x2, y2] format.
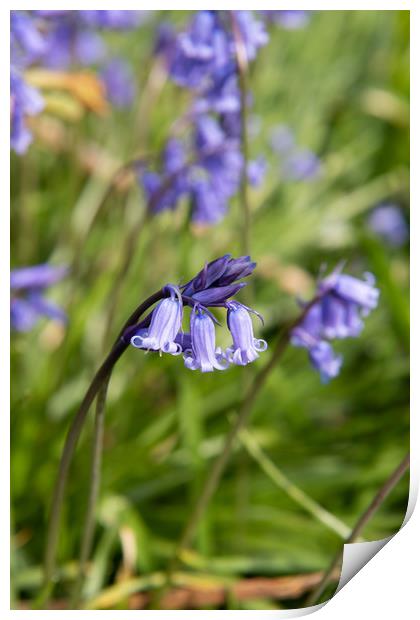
[195, 116, 243, 201]
[30, 11, 144, 71]
[319, 271, 380, 314]
[183, 306, 229, 372]
[11, 264, 67, 332]
[11, 11, 46, 67]
[226, 302, 267, 365]
[100, 58, 135, 108]
[10, 69, 44, 154]
[190, 177, 228, 224]
[140, 139, 189, 213]
[130, 285, 183, 355]
[139, 115, 243, 224]
[129, 255, 266, 372]
[308, 341, 342, 383]
[170, 11, 230, 89]
[233, 11, 269, 62]
[154, 11, 267, 225]
[40, 20, 106, 69]
[193, 72, 240, 116]
[368, 204, 409, 247]
[291, 267, 379, 382]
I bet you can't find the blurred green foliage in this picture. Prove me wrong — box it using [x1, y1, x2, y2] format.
[11, 10, 409, 610]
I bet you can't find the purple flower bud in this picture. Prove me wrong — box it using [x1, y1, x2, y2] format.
[214, 255, 256, 287]
[131, 285, 183, 355]
[184, 307, 229, 372]
[191, 283, 246, 306]
[181, 254, 256, 301]
[182, 254, 231, 295]
[226, 302, 267, 365]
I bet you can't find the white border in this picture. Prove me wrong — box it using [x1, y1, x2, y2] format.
[3, 3, 416, 618]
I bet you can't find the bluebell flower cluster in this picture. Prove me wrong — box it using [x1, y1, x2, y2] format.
[10, 264, 68, 332]
[141, 11, 269, 224]
[270, 124, 322, 181]
[130, 255, 267, 372]
[367, 204, 409, 248]
[10, 10, 145, 153]
[291, 267, 379, 382]
[10, 12, 45, 154]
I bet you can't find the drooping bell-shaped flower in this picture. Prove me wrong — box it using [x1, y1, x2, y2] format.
[226, 302, 267, 365]
[184, 306, 228, 372]
[319, 271, 379, 315]
[290, 266, 379, 382]
[320, 295, 364, 339]
[131, 285, 183, 355]
[309, 341, 342, 384]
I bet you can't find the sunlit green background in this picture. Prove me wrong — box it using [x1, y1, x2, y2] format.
[11, 10, 409, 610]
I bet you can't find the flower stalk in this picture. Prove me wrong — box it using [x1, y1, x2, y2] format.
[70, 379, 109, 608]
[41, 288, 166, 605]
[230, 11, 251, 257]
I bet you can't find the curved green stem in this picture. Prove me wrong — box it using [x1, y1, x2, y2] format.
[71, 380, 109, 609]
[41, 289, 165, 607]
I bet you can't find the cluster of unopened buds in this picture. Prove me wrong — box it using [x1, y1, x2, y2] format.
[126, 254, 268, 372]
